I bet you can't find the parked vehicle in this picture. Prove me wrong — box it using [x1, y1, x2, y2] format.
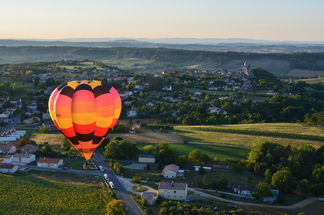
[109, 181, 115, 189]
[99, 166, 104, 172]
[104, 174, 110, 181]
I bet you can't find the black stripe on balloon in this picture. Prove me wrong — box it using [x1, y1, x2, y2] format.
[76, 132, 94, 142]
[92, 136, 103, 145]
[68, 136, 79, 145]
[59, 86, 74, 98]
[101, 82, 113, 92]
[93, 85, 108, 98]
[74, 83, 93, 92]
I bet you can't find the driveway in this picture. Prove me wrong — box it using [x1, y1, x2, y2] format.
[123, 163, 147, 170]
[117, 176, 158, 195]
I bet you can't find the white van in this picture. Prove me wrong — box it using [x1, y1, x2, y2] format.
[99, 166, 104, 171]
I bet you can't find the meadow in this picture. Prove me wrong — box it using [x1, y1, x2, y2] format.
[29, 123, 324, 162]
[0, 172, 112, 215]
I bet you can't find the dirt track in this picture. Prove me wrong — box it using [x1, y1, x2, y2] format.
[107, 132, 183, 144]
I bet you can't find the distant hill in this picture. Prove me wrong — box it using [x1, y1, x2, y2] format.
[1, 38, 324, 54]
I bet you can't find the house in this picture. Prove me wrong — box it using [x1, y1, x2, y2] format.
[12, 153, 36, 163]
[158, 182, 188, 201]
[208, 107, 222, 114]
[232, 185, 256, 196]
[0, 163, 18, 173]
[193, 92, 204, 97]
[170, 97, 182, 103]
[138, 154, 155, 163]
[119, 91, 133, 98]
[3, 154, 13, 163]
[134, 85, 144, 90]
[0, 144, 17, 154]
[0, 112, 10, 122]
[266, 90, 278, 95]
[162, 96, 173, 101]
[37, 158, 63, 168]
[20, 144, 39, 154]
[162, 164, 179, 178]
[146, 102, 156, 107]
[42, 112, 50, 120]
[162, 85, 172, 91]
[127, 106, 137, 117]
[141, 192, 158, 205]
[27, 104, 37, 110]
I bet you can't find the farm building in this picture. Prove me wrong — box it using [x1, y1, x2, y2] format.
[0, 163, 18, 173]
[37, 158, 63, 168]
[138, 154, 155, 163]
[141, 192, 158, 205]
[232, 185, 256, 196]
[162, 164, 179, 178]
[158, 182, 188, 201]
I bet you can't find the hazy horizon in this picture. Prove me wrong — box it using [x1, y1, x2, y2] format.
[1, 0, 324, 42]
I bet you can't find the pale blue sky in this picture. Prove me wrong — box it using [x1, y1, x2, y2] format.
[1, 0, 323, 41]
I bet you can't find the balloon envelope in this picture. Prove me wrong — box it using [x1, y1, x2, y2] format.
[48, 80, 121, 160]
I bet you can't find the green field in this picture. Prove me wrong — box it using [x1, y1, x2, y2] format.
[221, 59, 290, 76]
[0, 173, 112, 215]
[300, 77, 324, 84]
[166, 124, 324, 160]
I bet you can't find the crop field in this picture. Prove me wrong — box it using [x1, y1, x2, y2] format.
[0, 172, 112, 215]
[287, 69, 324, 77]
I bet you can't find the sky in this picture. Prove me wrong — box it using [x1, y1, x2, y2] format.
[1, 0, 324, 41]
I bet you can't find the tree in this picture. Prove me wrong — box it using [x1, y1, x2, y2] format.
[60, 138, 70, 148]
[201, 174, 208, 189]
[198, 166, 206, 175]
[271, 169, 297, 193]
[188, 149, 205, 165]
[312, 166, 324, 183]
[106, 199, 126, 215]
[299, 179, 310, 195]
[264, 169, 273, 184]
[39, 126, 49, 133]
[18, 137, 29, 147]
[219, 171, 228, 190]
[143, 145, 155, 154]
[255, 182, 273, 197]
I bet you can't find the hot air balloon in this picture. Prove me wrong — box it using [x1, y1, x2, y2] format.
[48, 80, 121, 168]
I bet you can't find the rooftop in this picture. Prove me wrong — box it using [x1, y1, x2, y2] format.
[37, 158, 62, 164]
[162, 164, 179, 173]
[159, 182, 187, 190]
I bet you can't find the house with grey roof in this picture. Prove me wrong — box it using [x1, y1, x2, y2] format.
[141, 192, 158, 205]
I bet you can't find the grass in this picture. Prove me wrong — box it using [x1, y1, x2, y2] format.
[133, 186, 148, 192]
[124, 167, 264, 188]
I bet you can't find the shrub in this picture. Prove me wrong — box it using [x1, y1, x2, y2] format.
[277, 195, 287, 203]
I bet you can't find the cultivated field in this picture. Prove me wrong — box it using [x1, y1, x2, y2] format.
[0, 172, 110, 215]
[287, 69, 324, 77]
[300, 77, 324, 84]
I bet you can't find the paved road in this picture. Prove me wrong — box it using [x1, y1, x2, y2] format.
[92, 151, 143, 215]
[0, 115, 20, 134]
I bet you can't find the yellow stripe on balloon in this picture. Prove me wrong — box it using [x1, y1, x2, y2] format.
[71, 112, 96, 124]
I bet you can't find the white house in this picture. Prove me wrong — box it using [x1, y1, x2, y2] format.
[37, 158, 63, 168]
[127, 106, 137, 117]
[0, 163, 18, 173]
[162, 164, 179, 178]
[162, 85, 172, 91]
[208, 107, 222, 114]
[12, 153, 36, 163]
[158, 182, 188, 201]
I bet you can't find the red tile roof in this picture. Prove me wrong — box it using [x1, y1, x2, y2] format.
[37, 158, 62, 164]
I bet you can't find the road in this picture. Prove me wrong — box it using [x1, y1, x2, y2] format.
[0, 115, 20, 134]
[92, 151, 144, 215]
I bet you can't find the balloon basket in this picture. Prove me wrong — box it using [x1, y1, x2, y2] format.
[83, 160, 91, 169]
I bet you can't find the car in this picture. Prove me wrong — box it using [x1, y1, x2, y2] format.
[23, 167, 30, 171]
[62, 167, 69, 170]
